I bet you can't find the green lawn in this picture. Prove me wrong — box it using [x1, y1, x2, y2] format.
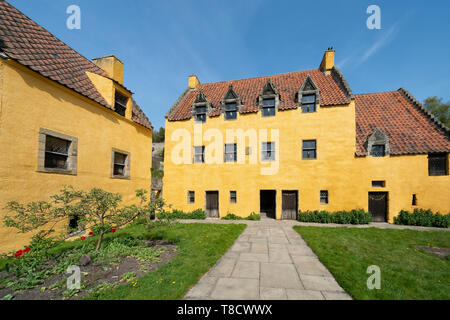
[86, 222, 245, 300]
[293, 226, 450, 300]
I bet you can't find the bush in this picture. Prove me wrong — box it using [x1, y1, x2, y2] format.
[297, 209, 371, 225]
[394, 209, 449, 228]
[157, 209, 206, 220]
[221, 213, 261, 221]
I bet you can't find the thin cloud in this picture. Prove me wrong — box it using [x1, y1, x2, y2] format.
[358, 24, 398, 65]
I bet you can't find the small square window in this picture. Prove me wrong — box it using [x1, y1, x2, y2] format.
[372, 181, 386, 188]
[38, 129, 77, 175]
[194, 146, 205, 163]
[245, 147, 252, 156]
[428, 153, 447, 176]
[230, 191, 237, 204]
[225, 103, 237, 120]
[302, 140, 317, 159]
[262, 142, 275, 161]
[320, 190, 329, 204]
[188, 191, 195, 204]
[225, 144, 237, 162]
[114, 91, 128, 117]
[112, 150, 129, 178]
[262, 98, 276, 117]
[371, 145, 385, 157]
[301, 94, 316, 113]
[45, 136, 70, 169]
[195, 106, 207, 122]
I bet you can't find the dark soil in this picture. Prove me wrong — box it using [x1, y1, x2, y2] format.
[0, 240, 177, 300]
[415, 245, 450, 259]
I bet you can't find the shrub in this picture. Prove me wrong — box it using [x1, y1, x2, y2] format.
[297, 209, 371, 225]
[394, 209, 449, 228]
[157, 209, 206, 220]
[221, 213, 262, 221]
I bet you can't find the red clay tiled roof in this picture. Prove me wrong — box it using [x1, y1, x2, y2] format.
[355, 90, 450, 156]
[0, 0, 152, 130]
[167, 68, 352, 121]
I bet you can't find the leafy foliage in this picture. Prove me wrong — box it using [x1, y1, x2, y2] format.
[297, 209, 371, 225]
[157, 209, 206, 220]
[221, 212, 261, 221]
[394, 209, 449, 228]
[423, 96, 450, 128]
[152, 127, 165, 143]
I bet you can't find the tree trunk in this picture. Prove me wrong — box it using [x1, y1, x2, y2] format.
[94, 230, 105, 253]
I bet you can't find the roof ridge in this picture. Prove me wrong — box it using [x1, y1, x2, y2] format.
[397, 88, 450, 136]
[331, 66, 354, 99]
[199, 68, 320, 86]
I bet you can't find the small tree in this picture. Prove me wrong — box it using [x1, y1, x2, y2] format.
[3, 186, 149, 253]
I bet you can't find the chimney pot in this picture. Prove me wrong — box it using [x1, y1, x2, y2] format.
[189, 74, 200, 88]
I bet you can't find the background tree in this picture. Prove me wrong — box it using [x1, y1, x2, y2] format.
[423, 96, 450, 128]
[152, 127, 165, 143]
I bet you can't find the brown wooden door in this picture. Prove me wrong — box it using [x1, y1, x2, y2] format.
[206, 191, 219, 218]
[282, 191, 298, 220]
[369, 192, 388, 222]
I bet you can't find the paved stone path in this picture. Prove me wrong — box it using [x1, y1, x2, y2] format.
[184, 220, 352, 300]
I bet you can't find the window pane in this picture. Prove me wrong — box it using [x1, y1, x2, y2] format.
[262, 106, 275, 117]
[225, 111, 237, 120]
[225, 144, 236, 153]
[303, 140, 316, 149]
[114, 164, 125, 176]
[188, 191, 195, 203]
[302, 94, 316, 104]
[45, 136, 69, 155]
[196, 106, 206, 114]
[194, 146, 205, 163]
[230, 191, 237, 203]
[428, 154, 447, 176]
[302, 104, 316, 113]
[263, 98, 275, 107]
[320, 190, 328, 204]
[225, 103, 237, 111]
[114, 152, 127, 165]
[371, 145, 385, 157]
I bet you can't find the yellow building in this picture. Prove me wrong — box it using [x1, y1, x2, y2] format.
[164, 49, 450, 222]
[0, 2, 153, 252]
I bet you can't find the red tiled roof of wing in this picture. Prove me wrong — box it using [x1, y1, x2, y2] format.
[167, 68, 352, 121]
[0, 0, 152, 130]
[355, 89, 450, 156]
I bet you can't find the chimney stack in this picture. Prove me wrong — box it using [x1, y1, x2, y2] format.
[188, 74, 200, 88]
[320, 48, 335, 74]
[92, 55, 124, 85]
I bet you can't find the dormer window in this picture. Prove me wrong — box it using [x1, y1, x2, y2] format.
[367, 129, 390, 158]
[262, 98, 276, 117]
[298, 75, 320, 113]
[195, 106, 207, 122]
[259, 79, 279, 117]
[221, 85, 241, 121]
[114, 91, 128, 117]
[301, 94, 316, 113]
[192, 89, 211, 123]
[225, 103, 237, 120]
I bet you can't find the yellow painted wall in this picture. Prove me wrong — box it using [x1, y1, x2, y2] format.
[163, 99, 450, 222]
[0, 59, 152, 253]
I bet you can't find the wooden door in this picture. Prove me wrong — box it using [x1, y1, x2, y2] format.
[369, 192, 388, 222]
[206, 191, 219, 218]
[282, 191, 298, 220]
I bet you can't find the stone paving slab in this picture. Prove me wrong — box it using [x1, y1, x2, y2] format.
[184, 219, 352, 300]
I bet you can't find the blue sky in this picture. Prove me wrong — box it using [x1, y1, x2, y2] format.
[8, 0, 450, 129]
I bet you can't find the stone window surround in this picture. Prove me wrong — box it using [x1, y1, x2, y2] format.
[192, 89, 213, 123]
[37, 128, 78, 175]
[111, 147, 131, 179]
[367, 128, 390, 157]
[298, 74, 321, 109]
[258, 79, 280, 116]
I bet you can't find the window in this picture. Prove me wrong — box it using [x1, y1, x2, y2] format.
[194, 146, 205, 163]
[302, 140, 317, 159]
[262, 142, 275, 161]
[195, 106, 207, 123]
[114, 91, 128, 117]
[428, 153, 447, 176]
[320, 190, 329, 204]
[262, 98, 276, 117]
[188, 191, 195, 204]
[38, 129, 77, 175]
[412, 194, 417, 206]
[372, 181, 386, 188]
[245, 147, 252, 156]
[68, 214, 84, 236]
[301, 94, 316, 113]
[111, 149, 130, 178]
[45, 135, 70, 169]
[230, 191, 237, 204]
[225, 103, 237, 120]
[224, 144, 237, 162]
[371, 144, 385, 157]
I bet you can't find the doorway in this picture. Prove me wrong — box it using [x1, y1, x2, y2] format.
[369, 192, 388, 222]
[282, 190, 298, 220]
[260, 190, 276, 219]
[206, 191, 219, 218]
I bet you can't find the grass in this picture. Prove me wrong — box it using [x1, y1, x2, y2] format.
[85, 222, 245, 300]
[294, 226, 450, 300]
